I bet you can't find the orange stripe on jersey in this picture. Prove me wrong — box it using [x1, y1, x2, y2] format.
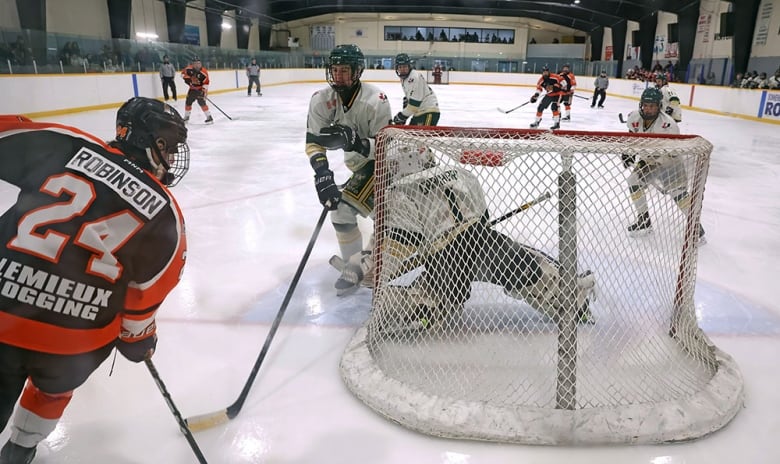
[124, 200, 187, 311]
[0, 312, 120, 355]
[19, 382, 73, 420]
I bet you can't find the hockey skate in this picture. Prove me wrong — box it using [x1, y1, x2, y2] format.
[183, 115, 190, 122]
[627, 212, 652, 236]
[598, 105, 605, 109]
[529, 120, 541, 128]
[334, 260, 364, 297]
[550, 122, 560, 130]
[575, 270, 597, 324]
[561, 115, 571, 121]
[696, 223, 706, 246]
[0, 441, 36, 464]
[204, 115, 214, 124]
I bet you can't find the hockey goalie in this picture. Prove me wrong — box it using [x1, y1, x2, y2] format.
[356, 145, 597, 334]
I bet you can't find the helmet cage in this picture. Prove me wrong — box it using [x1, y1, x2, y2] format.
[326, 44, 365, 92]
[395, 53, 413, 78]
[115, 97, 190, 186]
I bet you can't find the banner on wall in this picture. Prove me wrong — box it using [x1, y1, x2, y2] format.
[654, 35, 665, 54]
[626, 45, 640, 60]
[664, 42, 678, 58]
[697, 14, 712, 44]
[760, 92, 780, 120]
[753, 1, 773, 46]
[605, 45, 613, 61]
[183, 25, 200, 46]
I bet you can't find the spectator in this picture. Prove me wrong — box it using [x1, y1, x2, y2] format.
[705, 71, 716, 85]
[730, 73, 743, 87]
[767, 69, 780, 89]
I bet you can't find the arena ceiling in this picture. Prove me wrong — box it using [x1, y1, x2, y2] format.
[211, 0, 724, 33]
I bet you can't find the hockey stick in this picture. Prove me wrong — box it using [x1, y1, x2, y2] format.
[618, 113, 627, 123]
[145, 359, 209, 463]
[497, 101, 531, 114]
[382, 190, 554, 280]
[488, 190, 552, 226]
[572, 93, 591, 100]
[185, 207, 329, 432]
[205, 96, 233, 121]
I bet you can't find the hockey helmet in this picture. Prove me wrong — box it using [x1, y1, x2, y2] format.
[541, 65, 550, 75]
[639, 87, 663, 120]
[115, 97, 190, 186]
[654, 72, 667, 84]
[387, 144, 436, 180]
[561, 63, 571, 73]
[395, 53, 413, 78]
[326, 44, 365, 92]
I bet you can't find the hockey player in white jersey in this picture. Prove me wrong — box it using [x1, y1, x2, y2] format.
[654, 73, 682, 122]
[369, 146, 596, 331]
[622, 87, 705, 243]
[392, 53, 441, 126]
[305, 44, 392, 295]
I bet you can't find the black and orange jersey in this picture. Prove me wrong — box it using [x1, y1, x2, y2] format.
[0, 117, 186, 355]
[536, 73, 566, 97]
[181, 65, 210, 90]
[561, 72, 577, 94]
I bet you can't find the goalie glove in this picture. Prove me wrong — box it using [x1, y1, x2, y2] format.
[393, 112, 408, 125]
[315, 124, 370, 156]
[530, 93, 539, 104]
[621, 153, 636, 168]
[311, 154, 340, 210]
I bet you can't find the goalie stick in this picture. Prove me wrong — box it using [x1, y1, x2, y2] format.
[497, 101, 531, 114]
[184, 207, 329, 432]
[329, 191, 554, 278]
[146, 359, 209, 463]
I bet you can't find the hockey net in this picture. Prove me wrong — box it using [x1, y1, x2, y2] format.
[340, 126, 744, 445]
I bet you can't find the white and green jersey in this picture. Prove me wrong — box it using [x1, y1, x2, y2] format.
[387, 165, 486, 253]
[399, 69, 440, 118]
[306, 82, 392, 172]
[657, 84, 682, 122]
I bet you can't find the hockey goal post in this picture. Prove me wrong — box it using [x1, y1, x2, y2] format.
[340, 126, 744, 445]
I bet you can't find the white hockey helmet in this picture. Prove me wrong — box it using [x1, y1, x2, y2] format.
[386, 144, 436, 180]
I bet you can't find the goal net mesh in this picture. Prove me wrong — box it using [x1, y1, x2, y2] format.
[339, 126, 743, 445]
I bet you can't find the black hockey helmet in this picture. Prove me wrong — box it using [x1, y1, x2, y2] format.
[115, 97, 190, 186]
[541, 65, 550, 75]
[395, 53, 413, 78]
[326, 44, 365, 92]
[561, 63, 571, 73]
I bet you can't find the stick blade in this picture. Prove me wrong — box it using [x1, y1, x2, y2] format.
[185, 409, 230, 432]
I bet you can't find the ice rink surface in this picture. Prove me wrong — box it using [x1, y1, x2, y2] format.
[1, 79, 779, 463]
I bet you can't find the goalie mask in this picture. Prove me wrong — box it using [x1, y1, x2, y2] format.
[387, 144, 436, 180]
[115, 97, 190, 187]
[326, 44, 365, 93]
[639, 87, 663, 121]
[395, 53, 413, 79]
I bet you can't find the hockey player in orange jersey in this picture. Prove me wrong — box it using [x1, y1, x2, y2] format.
[0, 98, 189, 463]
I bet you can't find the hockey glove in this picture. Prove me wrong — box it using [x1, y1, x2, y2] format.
[117, 334, 157, 363]
[621, 153, 636, 168]
[311, 154, 341, 210]
[393, 112, 408, 125]
[316, 125, 370, 156]
[530, 93, 539, 104]
[665, 106, 674, 115]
